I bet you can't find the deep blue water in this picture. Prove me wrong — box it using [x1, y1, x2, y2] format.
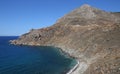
[0, 36, 76, 74]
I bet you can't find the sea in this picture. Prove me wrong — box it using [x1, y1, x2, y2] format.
[0, 36, 76, 74]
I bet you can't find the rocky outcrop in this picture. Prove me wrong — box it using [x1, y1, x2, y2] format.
[10, 4, 120, 74]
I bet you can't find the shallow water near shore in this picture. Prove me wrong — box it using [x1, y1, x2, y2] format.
[0, 36, 76, 74]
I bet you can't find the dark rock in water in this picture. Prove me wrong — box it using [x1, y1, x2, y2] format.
[10, 4, 120, 74]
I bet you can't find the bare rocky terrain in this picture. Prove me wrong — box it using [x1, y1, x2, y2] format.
[11, 4, 120, 74]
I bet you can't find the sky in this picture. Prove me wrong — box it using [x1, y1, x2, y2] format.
[0, 0, 120, 36]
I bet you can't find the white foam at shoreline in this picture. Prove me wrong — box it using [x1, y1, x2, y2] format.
[67, 60, 79, 74]
[66, 59, 88, 74]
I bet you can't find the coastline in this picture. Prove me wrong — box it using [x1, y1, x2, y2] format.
[53, 47, 79, 74]
[66, 59, 79, 74]
[9, 43, 87, 74]
[53, 46, 88, 74]
[54, 46, 80, 74]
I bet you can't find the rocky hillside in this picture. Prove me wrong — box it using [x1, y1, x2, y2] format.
[11, 4, 120, 74]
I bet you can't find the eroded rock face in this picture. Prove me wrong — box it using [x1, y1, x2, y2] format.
[10, 4, 120, 74]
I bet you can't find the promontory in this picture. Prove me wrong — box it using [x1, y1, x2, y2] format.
[10, 4, 120, 74]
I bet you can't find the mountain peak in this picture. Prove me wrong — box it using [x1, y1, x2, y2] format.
[80, 4, 92, 9]
[79, 4, 98, 13]
[56, 4, 120, 25]
[77, 4, 98, 19]
[58, 4, 101, 20]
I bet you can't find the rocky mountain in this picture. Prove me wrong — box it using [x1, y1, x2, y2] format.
[10, 4, 120, 74]
[56, 4, 119, 26]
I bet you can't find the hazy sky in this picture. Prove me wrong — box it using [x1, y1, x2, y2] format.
[0, 0, 120, 36]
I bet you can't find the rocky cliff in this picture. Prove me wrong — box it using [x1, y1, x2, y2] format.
[10, 4, 120, 74]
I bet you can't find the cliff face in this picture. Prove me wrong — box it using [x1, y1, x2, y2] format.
[11, 4, 120, 74]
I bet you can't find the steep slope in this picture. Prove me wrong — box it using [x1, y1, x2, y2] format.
[11, 4, 120, 74]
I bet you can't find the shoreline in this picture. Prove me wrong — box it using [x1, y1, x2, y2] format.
[66, 59, 79, 74]
[55, 46, 88, 74]
[9, 44, 82, 74]
[55, 47, 80, 74]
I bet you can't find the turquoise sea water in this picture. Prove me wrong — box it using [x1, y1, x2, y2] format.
[0, 36, 76, 74]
